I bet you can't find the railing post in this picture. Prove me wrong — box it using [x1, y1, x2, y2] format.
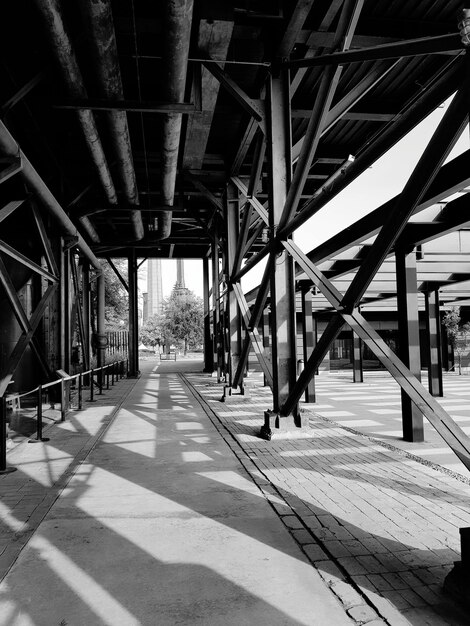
[106, 365, 110, 390]
[78, 373, 83, 410]
[0, 396, 16, 474]
[30, 385, 50, 442]
[60, 379, 66, 422]
[90, 369, 94, 402]
[98, 367, 103, 395]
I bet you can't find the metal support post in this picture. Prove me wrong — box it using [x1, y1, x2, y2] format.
[425, 290, 443, 397]
[78, 373, 83, 409]
[301, 289, 316, 402]
[226, 181, 241, 387]
[263, 307, 270, 387]
[262, 72, 301, 438]
[128, 249, 139, 377]
[96, 272, 106, 386]
[60, 243, 71, 372]
[203, 256, 214, 373]
[211, 238, 222, 381]
[352, 332, 363, 383]
[82, 261, 91, 370]
[396, 247, 424, 442]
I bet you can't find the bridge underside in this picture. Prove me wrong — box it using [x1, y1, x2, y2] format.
[2, 0, 470, 477]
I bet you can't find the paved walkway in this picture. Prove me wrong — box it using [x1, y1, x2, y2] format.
[1, 360, 469, 625]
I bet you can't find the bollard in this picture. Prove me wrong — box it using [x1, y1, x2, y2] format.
[297, 359, 304, 377]
[78, 373, 83, 410]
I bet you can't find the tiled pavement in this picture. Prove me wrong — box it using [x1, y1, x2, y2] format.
[1, 360, 470, 625]
[184, 369, 470, 626]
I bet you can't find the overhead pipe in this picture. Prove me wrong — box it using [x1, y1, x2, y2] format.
[156, 0, 194, 240]
[0, 118, 101, 271]
[79, 0, 144, 240]
[32, 0, 119, 241]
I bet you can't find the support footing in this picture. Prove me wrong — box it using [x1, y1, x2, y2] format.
[0, 467, 17, 474]
[444, 527, 470, 609]
[260, 409, 312, 440]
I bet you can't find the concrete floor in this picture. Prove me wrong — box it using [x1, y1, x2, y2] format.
[0, 360, 354, 626]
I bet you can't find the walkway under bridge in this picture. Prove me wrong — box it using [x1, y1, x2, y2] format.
[1, 0, 470, 620]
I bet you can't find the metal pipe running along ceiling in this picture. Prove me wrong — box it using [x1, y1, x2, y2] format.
[156, 0, 194, 241]
[78, 0, 144, 241]
[32, 0, 144, 241]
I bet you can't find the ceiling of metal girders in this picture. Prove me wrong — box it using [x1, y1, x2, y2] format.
[0, 0, 465, 262]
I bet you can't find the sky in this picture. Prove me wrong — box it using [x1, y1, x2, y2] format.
[138, 94, 469, 300]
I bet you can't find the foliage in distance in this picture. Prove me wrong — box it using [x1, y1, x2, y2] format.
[140, 288, 203, 354]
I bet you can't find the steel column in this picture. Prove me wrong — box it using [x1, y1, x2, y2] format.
[425, 290, 444, 397]
[60, 245, 71, 372]
[226, 182, 241, 386]
[264, 73, 299, 430]
[82, 261, 91, 370]
[202, 256, 214, 372]
[96, 271, 106, 371]
[127, 249, 139, 377]
[211, 237, 222, 381]
[395, 248, 423, 442]
[263, 307, 270, 386]
[352, 332, 363, 383]
[301, 288, 316, 402]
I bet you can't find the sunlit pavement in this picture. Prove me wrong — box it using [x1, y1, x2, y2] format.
[0, 359, 354, 626]
[184, 366, 470, 626]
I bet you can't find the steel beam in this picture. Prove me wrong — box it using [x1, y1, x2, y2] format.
[285, 33, 462, 69]
[280, 0, 364, 227]
[232, 283, 273, 387]
[0, 284, 57, 397]
[281, 239, 470, 471]
[233, 259, 272, 387]
[341, 85, 469, 311]
[279, 57, 462, 239]
[202, 60, 265, 124]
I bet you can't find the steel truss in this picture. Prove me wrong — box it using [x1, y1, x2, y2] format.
[206, 4, 470, 470]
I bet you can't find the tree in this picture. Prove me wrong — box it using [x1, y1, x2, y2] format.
[102, 260, 129, 330]
[140, 314, 164, 351]
[160, 289, 203, 355]
[442, 306, 461, 347]
[442, 307, 470, 375]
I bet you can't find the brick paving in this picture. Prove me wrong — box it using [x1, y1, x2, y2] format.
[1, 361, 470, 624]
[184, 369, 470, 626]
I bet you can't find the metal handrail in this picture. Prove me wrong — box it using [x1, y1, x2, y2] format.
[1, 359, 128, 473]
